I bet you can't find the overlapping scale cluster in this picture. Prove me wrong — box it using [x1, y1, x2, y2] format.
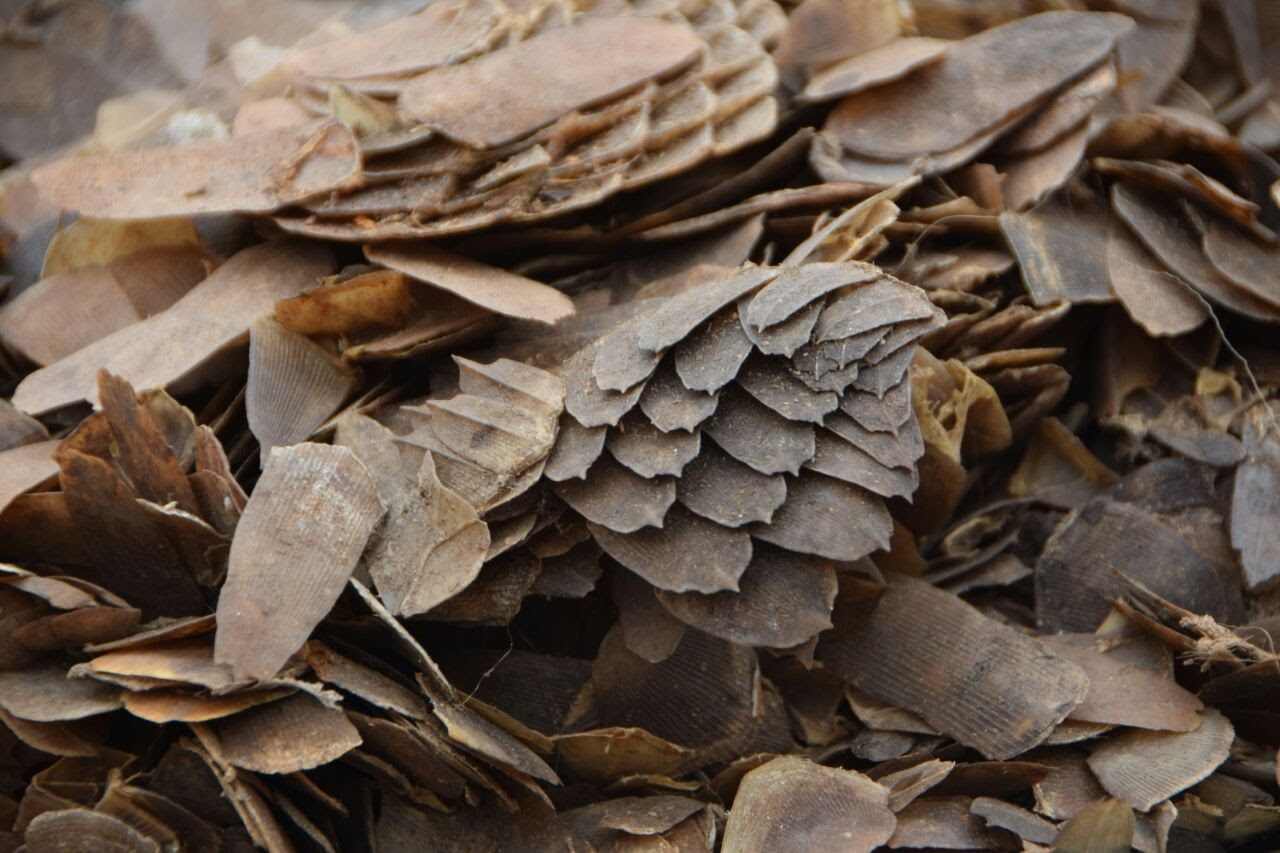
[538, 262, 943, 647]
[273, 0, 786, 240]
[808, 11, 1133, 192]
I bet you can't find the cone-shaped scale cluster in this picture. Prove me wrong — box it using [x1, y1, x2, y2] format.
[543, 262, 943, 647]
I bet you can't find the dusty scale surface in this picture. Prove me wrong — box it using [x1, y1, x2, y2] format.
[2, 0, 1280, 849]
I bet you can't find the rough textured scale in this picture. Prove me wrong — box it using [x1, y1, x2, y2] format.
[213, 693, 363, 774]
[678, 439, 787, 527]
[637, 266, 777, 352]
[1036, 497, 1239, 632]
[399, 18, 704, 149]
[555, 455, 676, 533]
[31, 123, 362, 219]
[702, 386, 816, 475]
[214, 444, 384, 681]
[826, 12, 1133, 160]
[673, 309, 757, 392]
[336, 415, 488, 618]
[1086, 708, 1233, 811]
[589, 505, 752, 594]
[745, 262, 882, 330]
[13, 241, 336, 416]
[752, 472, 891, 560]
[819, 574, 1088, 759]
[606, 413, 701, 478]
[367, 243, 573, 324]
[655, 545, 836, 647]
[543, 416, 608, 482]
[247, 317, 356, 459]
[592, 316, 666, 392]
[722, 756, 896, 853]
[639, 364, 720, 432]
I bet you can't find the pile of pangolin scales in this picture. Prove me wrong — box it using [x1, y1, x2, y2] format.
[3, 0, 1280, 850]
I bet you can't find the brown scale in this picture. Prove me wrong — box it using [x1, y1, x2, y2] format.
[272, 0, 787, 240]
